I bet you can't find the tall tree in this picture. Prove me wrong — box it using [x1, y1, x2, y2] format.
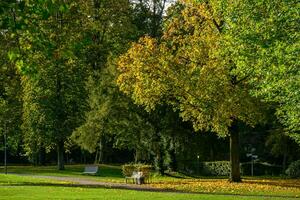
[0, 2, 23, 164]
[71, 0, 171, 166]
[117, 0, 263, 182]
[5, 0, 88, 169]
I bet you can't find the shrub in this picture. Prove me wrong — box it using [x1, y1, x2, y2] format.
[285, 160, 300, 178]
[122, 164, 136, 177]
[201, 161, 231, 176]
[122, 163, 152, 177]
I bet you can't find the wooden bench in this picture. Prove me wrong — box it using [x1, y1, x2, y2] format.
[83, 165, 99, 175]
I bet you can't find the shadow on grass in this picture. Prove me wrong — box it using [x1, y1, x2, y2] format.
[4, 165, 123, 178]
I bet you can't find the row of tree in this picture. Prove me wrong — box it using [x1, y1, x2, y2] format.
[0, 0, 299, 182]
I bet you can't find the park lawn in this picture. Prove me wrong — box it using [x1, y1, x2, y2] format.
[3, 164, 124, 183]
[0, 175, 294, 200]
[1, 165, 300, 198]
[0, 174, 70, 186]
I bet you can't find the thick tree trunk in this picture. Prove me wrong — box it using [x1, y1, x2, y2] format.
[229, 122, 241, 182]
[57, 141, 65, 170]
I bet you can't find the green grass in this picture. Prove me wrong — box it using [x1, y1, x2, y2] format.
[3, 164, 124, 182]
[1, 165, 299, 199]
[0, 174, 69, 186]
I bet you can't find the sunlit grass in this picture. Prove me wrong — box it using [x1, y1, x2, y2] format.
[149, 177, 300, 198]
[0, 174, 70, 186]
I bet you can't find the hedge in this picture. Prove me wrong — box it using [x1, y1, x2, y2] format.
[122, 163, 152, 177]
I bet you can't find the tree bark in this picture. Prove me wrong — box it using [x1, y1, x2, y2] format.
[98, 139, 103, 164]
[229, 122, 241, 182]
[94, 149, 99, 164]
[39, 146, 46, 166]
[57, 140, 65, 170]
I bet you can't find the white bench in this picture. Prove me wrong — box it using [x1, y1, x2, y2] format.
[83, 165, 99, 175]
[125, 171, 144, 184]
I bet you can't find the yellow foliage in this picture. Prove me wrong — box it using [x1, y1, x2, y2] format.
[149, 178, 300, 197]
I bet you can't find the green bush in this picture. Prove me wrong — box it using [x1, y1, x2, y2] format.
[201, 161, 231, 176]
[285, 160, 300, 178]
[122, 163, 152, 177]
[122, 164, 136, 177]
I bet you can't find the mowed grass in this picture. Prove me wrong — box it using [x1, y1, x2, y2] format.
[1, 165, 300, 198]
[3, 164, 124, 183]
[0, 175, 293, 200]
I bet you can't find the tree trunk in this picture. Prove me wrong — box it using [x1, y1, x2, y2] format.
[98, 139, 104, 164]
[134, 149, 139, 163]
[229, 122, 241, 182]
[57, 140, 65, 170]
[39, 146, 46, 166]
[94, 149, 99, 164]
[155, 149, 165, 175]
[282, 151, 287, 173]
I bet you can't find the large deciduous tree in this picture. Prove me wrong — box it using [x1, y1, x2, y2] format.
[72, 0, 172, 166]
[117, 0, 263, 182]
[0, 1, 24, 163]
[6, 0, 87, 169]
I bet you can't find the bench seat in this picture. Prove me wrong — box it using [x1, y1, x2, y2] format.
[83, 165, 99, 175]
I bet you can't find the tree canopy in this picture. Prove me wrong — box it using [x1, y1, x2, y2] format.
[221, 0, 300, 142]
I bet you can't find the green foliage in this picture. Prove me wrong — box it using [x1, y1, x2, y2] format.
[117, 1, 263, 137]
[0, 27, 23, 153]
[222, 0, 300, 139]
[71, 0, 156, 157]
[201, 161, 231, 176]
[2, 0, 89, 167]
[285, 160, 300, 178]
